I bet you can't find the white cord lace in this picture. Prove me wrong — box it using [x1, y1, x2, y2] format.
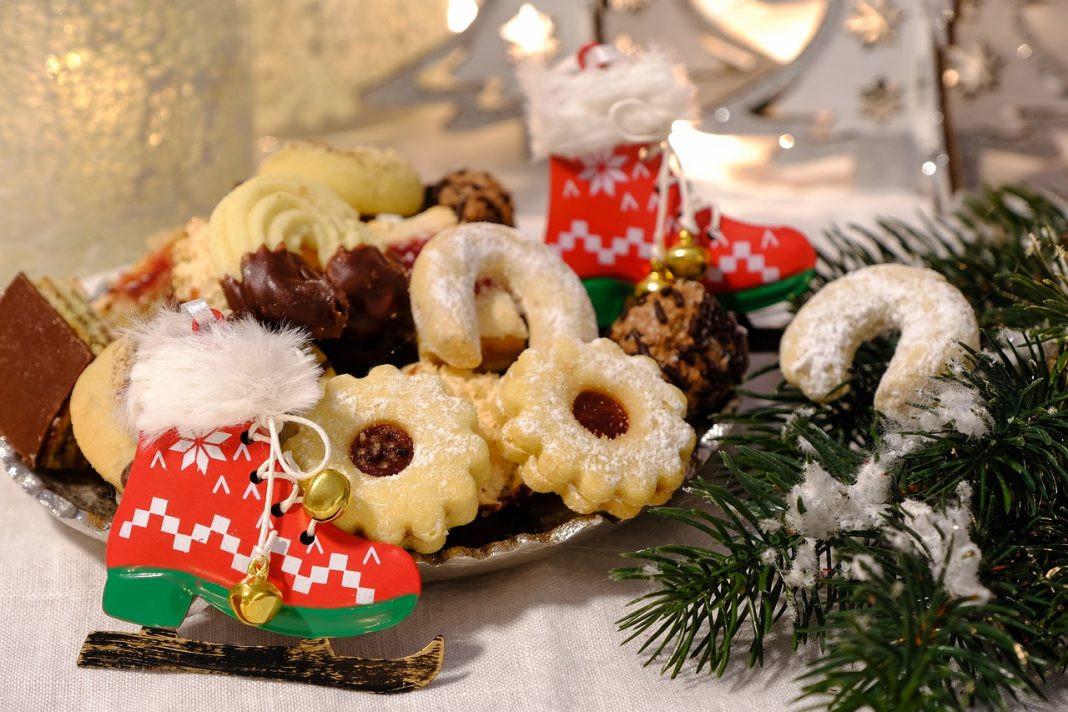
[607, 97, 723, 263]
[177, 301, 334, 567]
[246, 413, 332, 562]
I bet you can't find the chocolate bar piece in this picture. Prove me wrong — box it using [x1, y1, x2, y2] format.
[0, 274, 99, 467]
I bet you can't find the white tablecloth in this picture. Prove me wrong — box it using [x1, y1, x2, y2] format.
[0, 468, 800, 711]
[4, 449, 1066, 711]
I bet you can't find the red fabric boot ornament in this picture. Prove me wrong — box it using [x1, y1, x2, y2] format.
[685, 205, 817, 313]
[522, 43, 695, 326]
[103, 302, 421, 638]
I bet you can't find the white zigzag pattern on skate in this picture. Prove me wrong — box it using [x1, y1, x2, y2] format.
[553, 220, 650, 266]
[713, 241, 780, 284]
[117, 497, 376, 603]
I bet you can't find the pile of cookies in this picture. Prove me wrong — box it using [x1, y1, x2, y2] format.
[0, 140, 749, 555]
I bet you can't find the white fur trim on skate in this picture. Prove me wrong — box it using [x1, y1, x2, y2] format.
[124, 309, 323, 439]
[520, 46, 697, 159]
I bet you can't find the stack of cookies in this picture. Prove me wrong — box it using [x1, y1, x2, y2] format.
[0, 139, 749, 556]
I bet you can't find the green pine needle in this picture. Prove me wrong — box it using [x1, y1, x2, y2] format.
[614, 186, 1068, 710]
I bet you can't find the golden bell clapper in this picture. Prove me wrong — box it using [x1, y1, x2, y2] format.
[300, 468, 351, 522]
[664, 229, 710, 280]
[228, 557, 282, 626]
[635, 259, 674, 296]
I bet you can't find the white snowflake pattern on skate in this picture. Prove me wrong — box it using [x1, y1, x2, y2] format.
[578, 151, 629, 197]
[170, 429, 231, 474]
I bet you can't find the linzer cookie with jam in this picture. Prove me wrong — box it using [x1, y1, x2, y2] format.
[284, 367, 492, 554]
[497, 337, 695, 520]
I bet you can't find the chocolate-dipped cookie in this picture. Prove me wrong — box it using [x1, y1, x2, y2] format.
[318, 245, 417, 377]
[222, 245, 348, 340]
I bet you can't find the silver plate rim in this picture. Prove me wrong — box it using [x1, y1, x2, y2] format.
[4, 406, 734, 581]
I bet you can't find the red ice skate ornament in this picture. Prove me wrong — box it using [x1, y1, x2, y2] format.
[522, 43, 695, 325]
[103, 302, 422, 639]
[522, 43, 816, 322]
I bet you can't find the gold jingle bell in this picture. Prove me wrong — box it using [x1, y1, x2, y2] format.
[664, 229, 710, 281]
[228, 557, 282, 627]
[300, 468, 351, 522]
[635, 259, 674, 296]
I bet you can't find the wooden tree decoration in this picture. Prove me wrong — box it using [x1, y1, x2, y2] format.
[939, 0, 1068, 189]
[363, 0, 598, 130]
[362, 0, 784, 131]
[698, 1, 951, 204]
[601, 0, 781, 113]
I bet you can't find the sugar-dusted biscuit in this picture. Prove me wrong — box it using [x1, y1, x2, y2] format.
[285, 367, 491, 553]
[401, 361, 521, 509]
[498, 338, 695, 519]
[409, 222, 597, 370]
[780, 264, 980, 419]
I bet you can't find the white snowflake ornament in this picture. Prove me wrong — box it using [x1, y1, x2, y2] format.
[170, 429, 231, 474]
[578, 150, 630, 197]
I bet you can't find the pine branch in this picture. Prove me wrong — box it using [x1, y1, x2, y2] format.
[612, 478, 795, 675]
[798, 543, 1042, 712]
[721, 340, 893, 455]
[896, 339, 1068, 519]
[614, 186, 1068, 708]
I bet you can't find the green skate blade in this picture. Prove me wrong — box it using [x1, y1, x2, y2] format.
[105, 566, 417, 638]
[714, 270, 814, 313]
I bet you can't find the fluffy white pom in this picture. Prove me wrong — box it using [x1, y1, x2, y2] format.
[520, 46, 697, 159]
[124, 310, 322, 438]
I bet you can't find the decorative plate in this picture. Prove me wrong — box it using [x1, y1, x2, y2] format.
[3, 417, 731, 582]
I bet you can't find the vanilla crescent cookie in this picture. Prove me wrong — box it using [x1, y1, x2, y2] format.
[780, 264, 980, 419]
[284, 367, 492, 553]
[409, 223, 598, 369]
[207, 173, 370, 280]
[498, 338, 695, 519]
[259, 140, 424, 217]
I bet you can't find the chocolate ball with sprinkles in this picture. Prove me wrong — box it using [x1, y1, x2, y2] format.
[608, 280, 748, 414]
[424, 168, 515, 226]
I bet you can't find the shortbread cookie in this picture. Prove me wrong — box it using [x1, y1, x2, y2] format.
[259, 140, 424, 217]
[401, 361, 521, 508]
[409, 222, 597, 369]
[285, 367, 491, 553]
[474, 285, 529, 372]
[780, 264, 980, 419]
[70, 337, 138, 490]
[366, 206, 457, 250]
[498, 338, 695, 519]
[207, 173, 369, 281]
